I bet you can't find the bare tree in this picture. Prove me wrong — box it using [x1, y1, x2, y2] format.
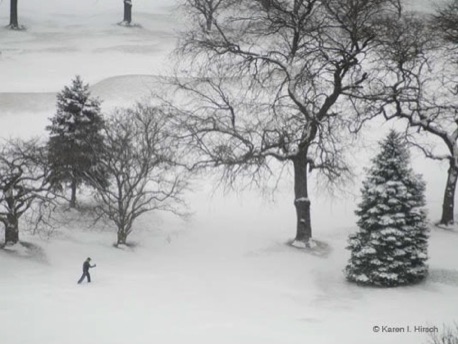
[374, 13, 458, 225]
[0, 139, 54, 246]
[87, 104, 189, 246]
[170, 0, 403, 245]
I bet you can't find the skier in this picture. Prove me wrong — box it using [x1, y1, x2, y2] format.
[77, 257, 96, 284]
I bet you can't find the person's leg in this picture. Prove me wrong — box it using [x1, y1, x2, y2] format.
[77, 273, 85, 284]
[87, 272, 91, 283]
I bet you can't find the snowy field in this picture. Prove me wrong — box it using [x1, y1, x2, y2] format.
[0, 1, 457, 344]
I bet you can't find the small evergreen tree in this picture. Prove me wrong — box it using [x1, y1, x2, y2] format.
[345, 131, 429, 287]
[46, 76, 106, 208]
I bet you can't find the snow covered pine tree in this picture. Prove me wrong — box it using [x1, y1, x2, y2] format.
[345, 131, 429, 287]
[46, 76, 105, 208]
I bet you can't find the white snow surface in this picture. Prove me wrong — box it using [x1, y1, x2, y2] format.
[1, 0, 457, 343]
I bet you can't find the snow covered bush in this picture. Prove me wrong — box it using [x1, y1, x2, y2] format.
[46, 76, 106, 208]
[345, 131, 429, 287]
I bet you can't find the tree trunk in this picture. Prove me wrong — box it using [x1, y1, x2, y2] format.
[117, 230, 128, 246]
[4, 214, 19, 245]
[70, 178, 77, 208]
[123, 0, 132, 24]
[439, 161, 458, 225]
[292, 153, 312, 243]
[9, 0, 19, 29]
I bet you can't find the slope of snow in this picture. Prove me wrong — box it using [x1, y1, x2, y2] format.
[0, 0, 180, 92]
[0, 209, 457, 344]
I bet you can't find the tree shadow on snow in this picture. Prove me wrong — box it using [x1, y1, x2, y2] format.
[288, 239, 333, 258]
[244, 239, 332, 258]
[428, 268, 458, 287]
[0, 241, 48, 263]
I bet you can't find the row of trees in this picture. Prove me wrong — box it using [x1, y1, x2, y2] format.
[0, 79, 432, 288]
[165, 0, 458, 247]
[5, 0, 135, 29]
[1, 76, 188, 247]
[2, 0, 457, 253]
[174, 0, 458, 287]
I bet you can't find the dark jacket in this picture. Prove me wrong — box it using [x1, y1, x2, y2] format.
[83, 260, 95, 273]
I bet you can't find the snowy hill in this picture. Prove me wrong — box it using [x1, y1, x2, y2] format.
[0, 74, 163, 114]
[1, 207, 457, 344]
[0, 92, 56, 114]
[0, 74, 165, 138]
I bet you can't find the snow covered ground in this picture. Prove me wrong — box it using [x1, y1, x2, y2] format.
[0, 1, 457, 343]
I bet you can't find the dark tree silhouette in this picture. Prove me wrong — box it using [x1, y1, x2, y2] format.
[122, 0, 133, 25]
[46, 76, 105, 208]
[8, 0, 20, 29]
[0, 139, 53, 246]
[345, 131, 429, 287]
[87, 105, 189, 246]
[171, 0, 405, 245]
[375, 14, 458, 225]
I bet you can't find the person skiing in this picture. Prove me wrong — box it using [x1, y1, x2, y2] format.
[77, 257, 96, 284]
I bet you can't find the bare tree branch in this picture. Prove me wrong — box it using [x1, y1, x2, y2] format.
[86, 104, 190, 246]
[169, 0, 408, 243]
[0, 138, 56, 246]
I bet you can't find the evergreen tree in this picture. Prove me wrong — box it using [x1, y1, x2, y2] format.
[46, 76, 106, 208]
[345, 131, 429, 287]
